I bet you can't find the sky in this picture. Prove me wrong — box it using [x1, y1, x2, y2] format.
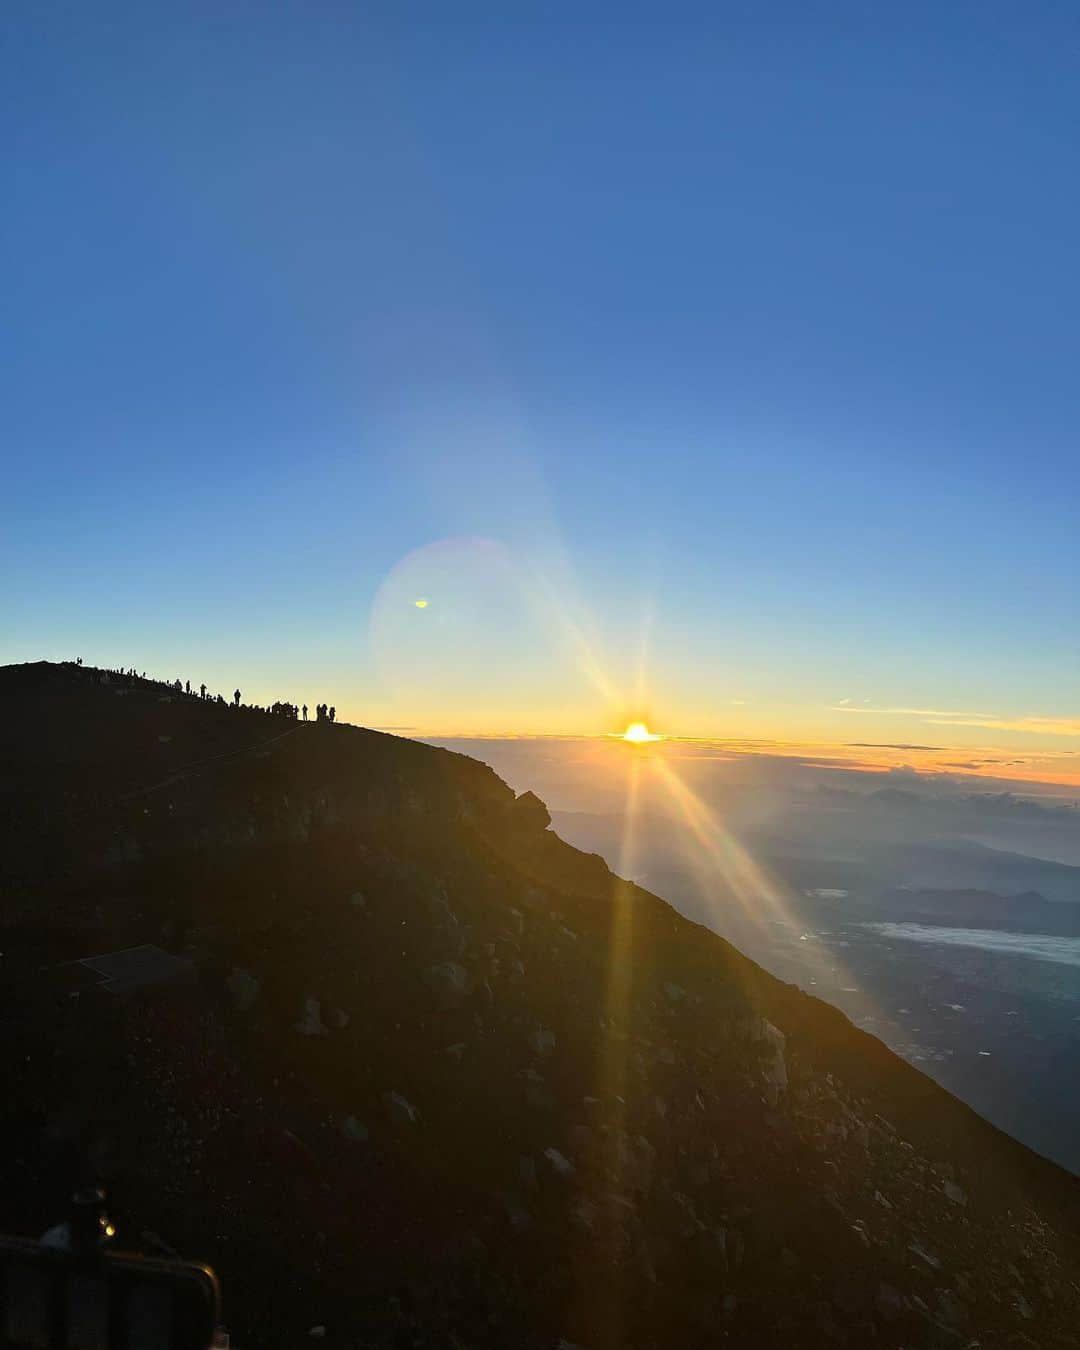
[5, 3, 1080, 780]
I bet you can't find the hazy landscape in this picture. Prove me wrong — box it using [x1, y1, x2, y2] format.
[434, 738, 1080, 1172]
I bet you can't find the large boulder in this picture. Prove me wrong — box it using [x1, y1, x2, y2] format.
[225, 966, 261, 1010]
[382, 1091, 420, 1128]
[422, 961, 472, 1007]
[294, 997, 327, 1036]
[543, 1147, 575, 1178]
[528, 1025, 556, 1057]
[339, 1115, 369, 1144]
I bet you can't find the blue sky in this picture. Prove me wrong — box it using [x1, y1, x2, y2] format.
[5, 3, 1080, 763]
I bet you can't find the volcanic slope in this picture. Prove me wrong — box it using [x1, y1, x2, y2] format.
[0, 661, 1077, 1349]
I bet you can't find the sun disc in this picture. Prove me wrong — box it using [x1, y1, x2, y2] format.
[623, 721, 657, 743]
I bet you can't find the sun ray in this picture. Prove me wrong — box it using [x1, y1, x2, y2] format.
[650, 756, 880, 1018]
[519, 564, 626, 711]
[632, 575, 658, 715]
[599, 748, 643, 1099]
[583, 743, 644, 1348]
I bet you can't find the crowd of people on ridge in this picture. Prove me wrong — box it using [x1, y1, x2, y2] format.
[69, 659, 338, 726]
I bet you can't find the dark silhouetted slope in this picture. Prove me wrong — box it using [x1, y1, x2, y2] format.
[1, 662, 1078, 1349]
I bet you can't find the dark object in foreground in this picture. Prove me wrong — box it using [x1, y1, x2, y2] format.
[0, 1186, 220, 1350]
[0, 1236, 219, 1350]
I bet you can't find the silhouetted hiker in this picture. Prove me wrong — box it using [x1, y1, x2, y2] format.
[329, 706, 336, 723]
[185, 680, 190, 695]
[302, 704, 308, 721]
[200, 683, 206, 699]
[233, 689, 241, 707]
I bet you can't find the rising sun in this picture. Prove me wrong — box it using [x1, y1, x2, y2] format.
[622, 721, 659, 743]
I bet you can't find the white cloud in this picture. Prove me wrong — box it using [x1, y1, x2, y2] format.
[827, 704, 1080, 739]
[930, 714, 1080, 738]
[830, 704, 998, 720]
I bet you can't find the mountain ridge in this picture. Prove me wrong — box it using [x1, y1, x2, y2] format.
[1, 661, 1078, 1348]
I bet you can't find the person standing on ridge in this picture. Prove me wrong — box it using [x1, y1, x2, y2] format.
[329, 706, 336, 723]
[302, 704, 308, 721]
[200, 683, 206, 699]
[234, 688, 241, 707]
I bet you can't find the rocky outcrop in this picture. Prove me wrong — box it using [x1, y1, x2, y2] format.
[511, 789, 551, 832]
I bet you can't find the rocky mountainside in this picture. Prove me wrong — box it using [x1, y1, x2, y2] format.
[1, 661, 1078, 1349]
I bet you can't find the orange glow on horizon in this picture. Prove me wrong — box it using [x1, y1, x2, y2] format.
[394, 724, 1080, 789]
